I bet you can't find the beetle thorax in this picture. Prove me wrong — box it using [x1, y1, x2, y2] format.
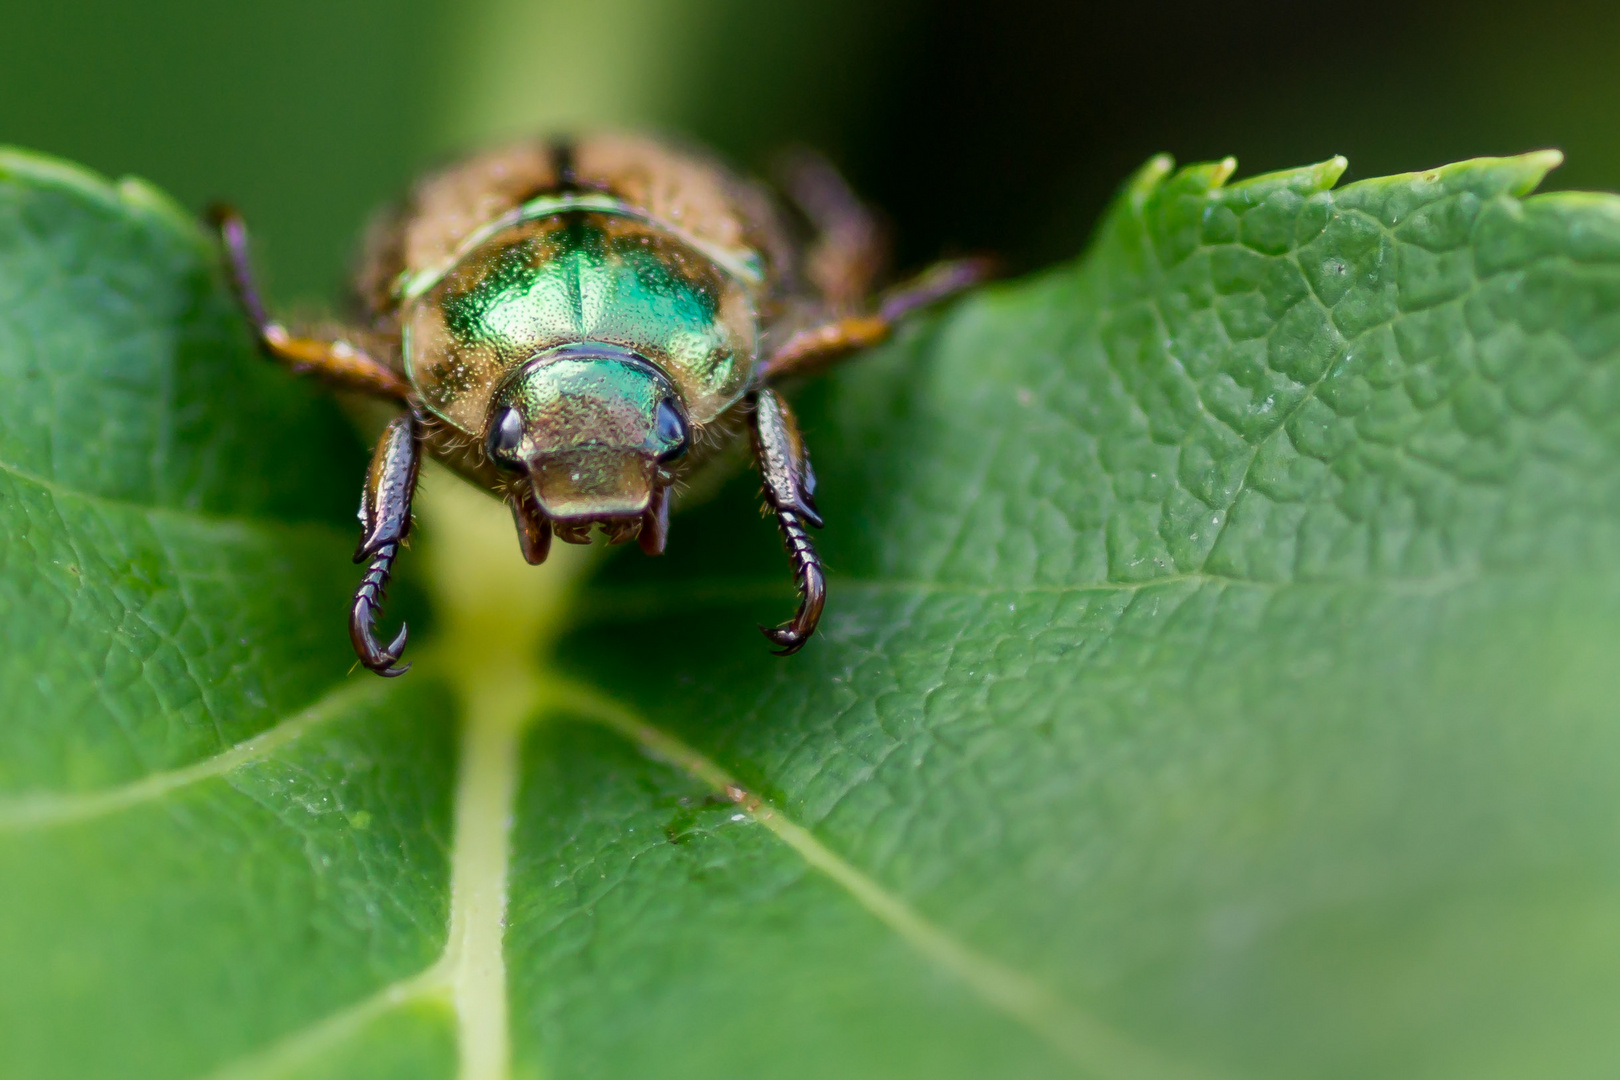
[401, 204, 759, 441]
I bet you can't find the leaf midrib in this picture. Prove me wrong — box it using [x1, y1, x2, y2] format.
[173, 666, 1212, 1080]
[12, 518, 1215, 1080]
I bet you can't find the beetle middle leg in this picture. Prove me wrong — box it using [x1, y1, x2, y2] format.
[351, 411, 422, 676]
[208, 204, 412, 399]
[759, 256, 995, 384]
[750, 387, 825, 655]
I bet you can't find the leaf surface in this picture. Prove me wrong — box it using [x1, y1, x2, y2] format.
[5, 146, 1620, 1080]
[0, 151, 456, 1080]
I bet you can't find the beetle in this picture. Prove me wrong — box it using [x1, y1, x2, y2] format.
[209, 134, 987, 675]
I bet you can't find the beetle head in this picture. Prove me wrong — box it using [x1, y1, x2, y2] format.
[485, 344, 688, 536]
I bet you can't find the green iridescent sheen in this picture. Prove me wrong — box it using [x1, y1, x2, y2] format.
[439, 217, 719, 347]
[492, 349, 679, 519]
[403, 208, 755, 437]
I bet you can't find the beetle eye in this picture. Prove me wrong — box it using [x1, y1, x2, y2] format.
[487, 406, 523, 461]
[654, 398, 689, 462]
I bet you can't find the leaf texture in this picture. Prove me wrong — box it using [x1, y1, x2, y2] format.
[0, 151, 456, 1080]
[4, 146, 1620, 1079]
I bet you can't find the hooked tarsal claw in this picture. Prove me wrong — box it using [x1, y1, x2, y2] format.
[749, 390, 826, 655]
[760, 623, 811, 656]
[349, 541, 410, 677]
[760, 534, 825, 656]
[357, 621, 410, 678]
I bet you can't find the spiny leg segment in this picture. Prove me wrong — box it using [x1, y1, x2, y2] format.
[750, 388, 825, 655]
[352, 412, 422, 676]
[750, 253, 991, 655]
[210, 171, 987, 665]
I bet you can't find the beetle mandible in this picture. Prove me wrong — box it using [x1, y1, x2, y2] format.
[209, 134, 987, 675]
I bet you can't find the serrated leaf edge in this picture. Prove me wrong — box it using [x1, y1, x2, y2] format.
[7, 146, 1611, 1079]
[1125, 148, 1564, 207]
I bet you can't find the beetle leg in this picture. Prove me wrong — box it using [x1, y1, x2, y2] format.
[208, 204, 411, 399]
[759, 256, 995, 383]
[775, 147, 888, 312]
[750, 388, 825, 655]
[351, 412, 422, 676]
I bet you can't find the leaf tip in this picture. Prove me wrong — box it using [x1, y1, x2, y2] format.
[1127, 154, 1175, 201]
[1456, 148, 1567, 197]
[1221, 156, 1348, 202]
[1322, 155, 1350, 190]
[1518, 148, 1565, 193]
[1342, 149, 1569, 205]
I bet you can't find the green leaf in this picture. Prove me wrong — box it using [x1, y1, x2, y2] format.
[0, 150, 457, 1079]
[5, 144, 1620, 1080]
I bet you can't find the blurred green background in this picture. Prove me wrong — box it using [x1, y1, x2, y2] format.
[4, 0, 1617, 303]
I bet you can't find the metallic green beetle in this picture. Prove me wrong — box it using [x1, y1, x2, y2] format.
[210, 134, 985, 675]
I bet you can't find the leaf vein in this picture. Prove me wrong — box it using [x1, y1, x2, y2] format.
[0, 677, 385, 830]
[200, 963, 449, 1080]
[552, 679, 1218, 1080]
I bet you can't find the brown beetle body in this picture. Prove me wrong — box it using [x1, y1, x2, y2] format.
[210, 134, 987, 674]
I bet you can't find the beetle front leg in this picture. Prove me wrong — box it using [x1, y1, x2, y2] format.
[208, 204, 412, 399]
[759, 256, 995, 383]
[351, 412, 422, 676]
[750, 388, 826, 655]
